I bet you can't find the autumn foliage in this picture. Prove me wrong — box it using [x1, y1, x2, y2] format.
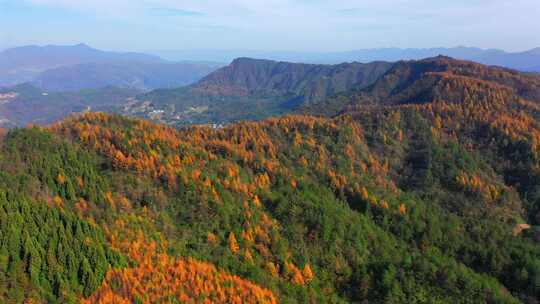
[83, 241, 277, 304]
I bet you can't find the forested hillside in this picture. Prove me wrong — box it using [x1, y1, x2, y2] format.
[1, 56, 540, 303]
[193, 58, 392, 103]
[304, 56, 540, 115]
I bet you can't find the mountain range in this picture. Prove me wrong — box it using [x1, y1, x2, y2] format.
[123, 58, 394, 125]
[31, 61, 218, 92]
[0, 44, 220, 91]
[2, 44, 538, 94]
[304, 55, 540, 116]
[155, 46, 540, 72]
[124, 54, 540, 126]
[3, 48, 540, 129]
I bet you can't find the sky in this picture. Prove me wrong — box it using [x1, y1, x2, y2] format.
[0, 0, 539, 52]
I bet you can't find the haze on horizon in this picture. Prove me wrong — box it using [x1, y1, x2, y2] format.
[0, 0, 539, 53]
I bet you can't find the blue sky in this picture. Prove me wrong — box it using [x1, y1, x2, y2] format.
[1, 0, 539, 52]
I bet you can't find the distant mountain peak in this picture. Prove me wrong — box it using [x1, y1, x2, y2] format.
[230, 57, 276, 65]
[0, 44, 172, 87]
[525, 47, 540, 55]
[73, 43, 92, 49]
[422, 55, 455, 61]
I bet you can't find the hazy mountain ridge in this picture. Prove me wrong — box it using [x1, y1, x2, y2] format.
[326, 47, 540, 71]
[31, 61, 219, 92]
[0, 44, 163, 86]
[0, 44, 220, 90]
[154, 46, 540, 72]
